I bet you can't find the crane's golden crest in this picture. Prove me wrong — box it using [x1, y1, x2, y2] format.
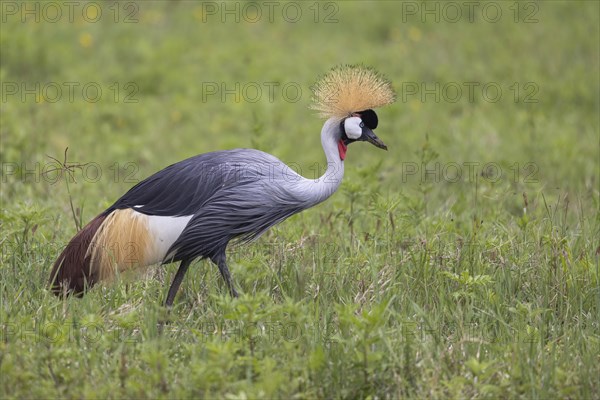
[310, 65, 396, 119]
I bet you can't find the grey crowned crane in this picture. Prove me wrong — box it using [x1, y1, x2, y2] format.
[49, 65, 396, 306]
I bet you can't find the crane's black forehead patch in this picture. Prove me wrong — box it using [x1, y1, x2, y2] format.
[358, 109, 378, 129]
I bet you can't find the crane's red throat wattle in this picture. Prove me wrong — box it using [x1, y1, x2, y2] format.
[338, 139, 347, 160]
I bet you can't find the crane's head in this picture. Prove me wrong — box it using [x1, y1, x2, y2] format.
[340, 109, 387, 151]
[310, 65, 395, 159]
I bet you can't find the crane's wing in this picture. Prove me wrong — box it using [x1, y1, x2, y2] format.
[105, 148, 307, 262]
[107, 149, 272, 217]
[156, 149, 308, 261]
[164, 181, 306, 262]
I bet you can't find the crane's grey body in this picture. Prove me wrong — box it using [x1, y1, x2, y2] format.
[103, 119, 346, 302]
[167, 149, 338, 261]
[109, 119, 343, 263]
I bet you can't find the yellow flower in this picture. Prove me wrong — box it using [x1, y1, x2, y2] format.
[170, 111, 182, 123]
[409, 99, 422, 113]
[79, 32, 93, 48]
[409, 27, 422, 42]
[193, 7, 204, 21]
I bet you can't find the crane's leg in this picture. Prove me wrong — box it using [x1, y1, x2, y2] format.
[164, 259, 192, 307]
[211, 252, 238, 297]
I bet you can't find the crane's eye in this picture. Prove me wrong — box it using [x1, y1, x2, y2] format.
[359, 122, 365, 128]
[357, 109, 379, 129]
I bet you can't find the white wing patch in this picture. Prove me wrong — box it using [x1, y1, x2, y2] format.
[143, 213, 193, 265]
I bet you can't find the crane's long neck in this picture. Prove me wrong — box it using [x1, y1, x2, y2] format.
[300, 118, 345, 206]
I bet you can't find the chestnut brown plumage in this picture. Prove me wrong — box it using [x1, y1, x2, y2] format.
[49, 214, 108, 296]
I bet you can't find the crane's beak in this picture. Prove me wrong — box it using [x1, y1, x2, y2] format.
[361, 126, 388, 150]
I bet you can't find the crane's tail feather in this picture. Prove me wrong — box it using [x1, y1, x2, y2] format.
[49, 213, 107, 296]
[49, 209, 154, 297]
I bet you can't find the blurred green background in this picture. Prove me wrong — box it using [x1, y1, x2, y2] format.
[1, 1, 599, 398]
[2, 0, 597, 209]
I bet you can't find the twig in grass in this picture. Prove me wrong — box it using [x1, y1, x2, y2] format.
[43, 148, 90, 232]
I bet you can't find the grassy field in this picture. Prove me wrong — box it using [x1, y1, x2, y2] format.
[1, 1, 599, 398]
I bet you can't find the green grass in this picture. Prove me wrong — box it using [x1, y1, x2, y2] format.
[1, 1, 599, 398]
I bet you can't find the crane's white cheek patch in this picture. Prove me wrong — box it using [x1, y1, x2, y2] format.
[146, 214, 193, 264]
[344, 117, 362, 139]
